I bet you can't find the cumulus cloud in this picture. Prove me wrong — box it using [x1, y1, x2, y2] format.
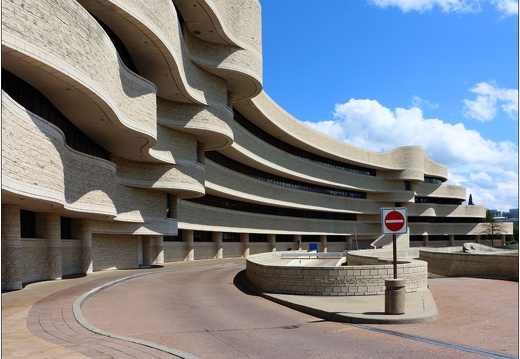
[302, 97, 518, 210]
[463, 82, 518, 122]
[491, 0, 519, 16]
[368, 0, 518, 15]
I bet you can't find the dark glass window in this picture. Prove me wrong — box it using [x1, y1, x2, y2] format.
[327, 235, 346, 242]
[234, 110, 376, 176]
[2, 70, 109, 160]
[276, 235, 294, 242]
[20, 210, 36, 238]
[185, 195, 357, 221]
[194, 231, 213, 242]
[302, 235, 320, 242]
[249, 233, 268, 242]
[60, 217, 72, 239]
[222, 233, 241, 242]
[164, 229, 183, 242]
[206, 151, 366, 199]
[415, 197, 463, 205]
[424, 177, 444, 184]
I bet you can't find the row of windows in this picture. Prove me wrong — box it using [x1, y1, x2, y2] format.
[408, 216, 482, 223]
[2, 70, 109, 160]
[233, 110, 376, 176]
[165, 230, 347, 243]
[206, 151, 366, 199]
[20, 210, 73, 239]
[415, 197, 463, 205]
[424, 177, 444, 184]
[185, 194, 357, 221]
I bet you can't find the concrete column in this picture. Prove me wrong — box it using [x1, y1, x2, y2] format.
[154, 236, 164, 264]
[73, 219, 93, 274]
[294, 235, 302, 250]
[241, 233, 249, 258]
[475, 235, 481, 244]
[320, 235, 327, 253]
[36, 213, 62, 280]
[422, 234, 429, 247]
[184, 230, 194, 261]
[268, 234, 276, 252]
[2, 205, 22, 290]
[449, 234, 455, 246]
[347, 235, 353, 250]
[142, 236, 151, 266]
[213, 232, 223, 259]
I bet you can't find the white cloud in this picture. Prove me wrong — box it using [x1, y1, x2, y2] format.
[463, 82, 519, 122]
[491, 0, 519, 16]
[368, 0, 481, 13]
[302, 97, 518, 211]
[368, 0, 519, 15]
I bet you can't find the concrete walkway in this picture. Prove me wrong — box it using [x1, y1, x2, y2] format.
[1, 259, 512, 358]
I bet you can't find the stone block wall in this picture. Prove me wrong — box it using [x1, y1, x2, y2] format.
[419, 248, 518, 278]
[92, 234, 137, 271]
[62, 240, 83, 276]
[246, 252, 428, 296]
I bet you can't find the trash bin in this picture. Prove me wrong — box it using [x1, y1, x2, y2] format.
[385, 279, 406, 314]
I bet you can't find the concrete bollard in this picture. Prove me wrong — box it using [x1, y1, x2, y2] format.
[385, 279, 406, 315]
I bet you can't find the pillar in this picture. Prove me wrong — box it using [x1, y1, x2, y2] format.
[294, 234, 302, 250]
[422, 234, 429, 247]
[268, 234, 276, 252]
[154, 236, 164, 264]
[213, 232, 223, 259]
[142, 236, 151, 266]
[475, 234, 481, 244]
[347, 235, 353, 250]
[241, 233, 249, 258]
[36, 213, 62, 280]
[73, 219, 93, 274]
[184, 229, 194, 261]
[2, 205, 22, 290]
[320, 235, 327, 253]
[449, 234, 455, 247]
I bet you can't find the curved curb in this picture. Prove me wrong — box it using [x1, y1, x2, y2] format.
[240, 270, 438, 325]
[72, 271, 201, 359]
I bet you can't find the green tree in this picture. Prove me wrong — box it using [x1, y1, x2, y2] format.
[480, 210, 508, 247]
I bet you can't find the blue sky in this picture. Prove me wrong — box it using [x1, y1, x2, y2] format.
[259, 0, 518, 212]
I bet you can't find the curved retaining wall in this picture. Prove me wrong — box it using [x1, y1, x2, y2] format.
[419, 247, 518, 279]
[246, 251, 428, 296]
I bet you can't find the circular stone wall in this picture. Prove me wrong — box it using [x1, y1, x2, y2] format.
[246, 251, 428, 296]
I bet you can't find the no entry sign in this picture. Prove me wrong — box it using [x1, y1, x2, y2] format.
[381, 207, 408, 234]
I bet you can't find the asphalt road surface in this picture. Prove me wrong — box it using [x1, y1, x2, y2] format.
[81, 260, 518, 359]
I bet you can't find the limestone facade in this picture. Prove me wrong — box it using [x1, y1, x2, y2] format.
[1, 0, 501, 290]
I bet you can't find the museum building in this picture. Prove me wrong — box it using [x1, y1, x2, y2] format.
[2, 0, 497, 290]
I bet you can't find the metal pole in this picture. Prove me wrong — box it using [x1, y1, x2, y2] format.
[393, 233, 397, 279]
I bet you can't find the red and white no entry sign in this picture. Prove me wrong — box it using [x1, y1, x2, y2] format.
[381, 207, 408, 234]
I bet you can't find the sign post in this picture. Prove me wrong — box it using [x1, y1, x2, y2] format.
[380, 208, 408, 279]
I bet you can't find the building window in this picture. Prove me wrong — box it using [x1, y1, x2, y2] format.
[2, 70, 109, 160]
[60, 217, 72, 239]
[206, 151, 366, 199]
[222, 233, 241, 242]
[249, 234, 268, 242]
[404, 181, 411, 190]
[234, 110, 376, 176]
[194, 231, 212, 242]
[20, 210, 36, 238]
[185, 194, 357, 221]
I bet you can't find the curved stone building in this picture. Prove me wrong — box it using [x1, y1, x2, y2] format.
[1, 0, 496, 290]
